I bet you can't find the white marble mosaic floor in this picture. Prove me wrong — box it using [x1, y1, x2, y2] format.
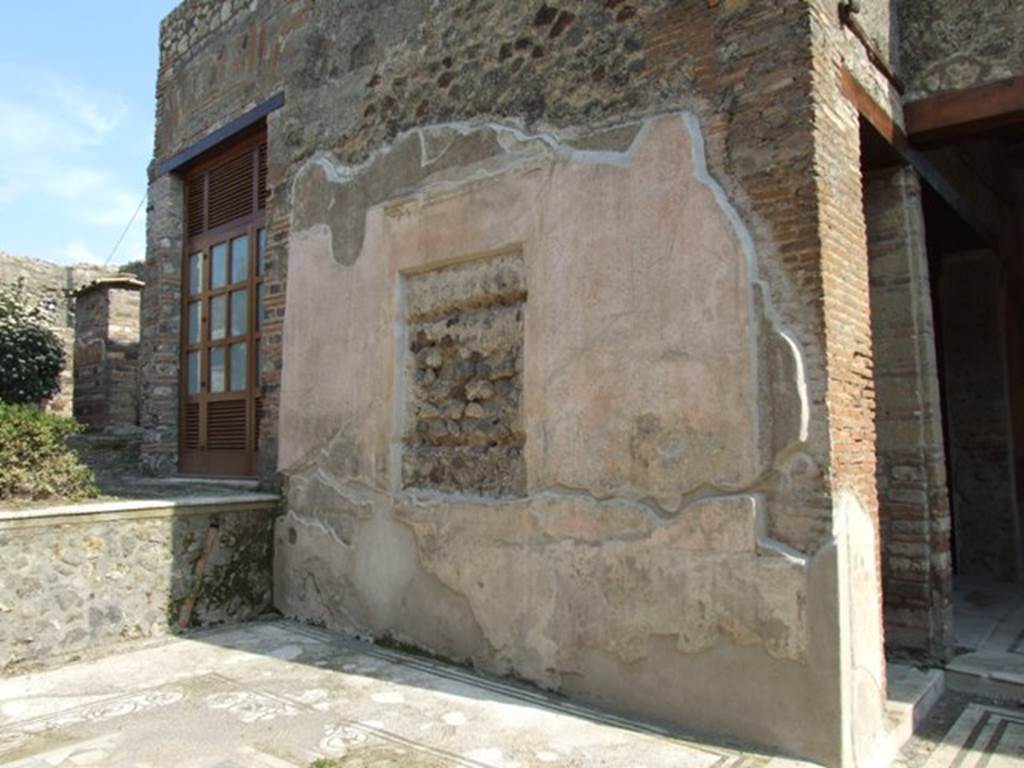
[0, 621, 814, 768]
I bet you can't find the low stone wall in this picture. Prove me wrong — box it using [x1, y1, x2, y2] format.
[0, 494, 279, 674]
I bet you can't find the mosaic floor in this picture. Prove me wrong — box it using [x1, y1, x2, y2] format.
[0, 621, 812, 768]
[1, 620, 1022, 768]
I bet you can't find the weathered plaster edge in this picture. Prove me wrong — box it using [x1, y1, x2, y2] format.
[678, 111, 811, 447]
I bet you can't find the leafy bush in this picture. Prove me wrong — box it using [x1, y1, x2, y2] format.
[0, 283, 65, 405]
[0, 403, 98, 501]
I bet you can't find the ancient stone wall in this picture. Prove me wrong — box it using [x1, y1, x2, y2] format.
[73, 284, 143, 431]
[938, 251, 1021, 580]
[899, 0, 1024, 100]
[148, 0, 904, 763]
[0, 497, 278, 674]
[865, 165, 953, 661]
[0, 252, 115, 415]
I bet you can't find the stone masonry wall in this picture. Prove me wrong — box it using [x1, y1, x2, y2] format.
[0, 252, 116, 415]
[154, 0, 838, 544]
[151, 0, 904, 763]
[74, 286, 143, 431]
[865, 165, 953, 662]
[899, 0, 1024, 100]
[0, 498, 278, 674]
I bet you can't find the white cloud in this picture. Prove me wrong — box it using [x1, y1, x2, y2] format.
[0, 69, 149, 268]
[63, 241, 100, 265]
[49, 79, 128, 137]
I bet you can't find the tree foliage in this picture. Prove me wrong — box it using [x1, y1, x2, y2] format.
[0, 283, 65, 405]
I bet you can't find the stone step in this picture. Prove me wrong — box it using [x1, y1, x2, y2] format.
[879, 663, 947, 765]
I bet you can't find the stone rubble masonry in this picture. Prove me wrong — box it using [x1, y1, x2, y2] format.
[0, 496, 278, 675]
[140, 175, 186, 476]
[865, 165, 953, 663]
[73, 282, 144, 431]
[0, 252, 120, 416]
[403, 253, 527, 498]
[899, 0, 1024, 100]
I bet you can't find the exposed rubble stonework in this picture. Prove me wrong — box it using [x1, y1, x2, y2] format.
[0, 497, 278, 674]
[899, 0, 1024, 99]
[402, 252, 527, 498]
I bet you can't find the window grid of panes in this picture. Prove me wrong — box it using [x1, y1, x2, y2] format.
[183, 225, 266, 400]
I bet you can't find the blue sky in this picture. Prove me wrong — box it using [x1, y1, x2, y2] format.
[0, 2, 180, 267]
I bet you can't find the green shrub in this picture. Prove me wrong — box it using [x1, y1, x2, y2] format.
[0, 403, 98, 501]
[0, 283, 65, 405]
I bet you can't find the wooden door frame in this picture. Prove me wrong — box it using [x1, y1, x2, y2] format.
[178, 126, 266, 477]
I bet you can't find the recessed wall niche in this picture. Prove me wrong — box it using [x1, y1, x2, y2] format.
[402, 251, 526, 497]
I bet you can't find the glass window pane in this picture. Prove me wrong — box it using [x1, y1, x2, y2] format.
[257, 228, 266, 276]
[230, 343, 247, 391]
[210, 295, 226, 340]
[187, 351, 200, 395]
[188, 301, 202, 344]
[210, 347, 226, 393]
[230, 289, 248, 336]
[189, 253, 202, 294]
[255, 338, 262, 383]
[211, 242, 227, 288]
[231, 235, 248, 283]
[256, 283, 264, 331]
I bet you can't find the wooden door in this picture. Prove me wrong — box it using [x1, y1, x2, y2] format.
[180, 128, 267, 476]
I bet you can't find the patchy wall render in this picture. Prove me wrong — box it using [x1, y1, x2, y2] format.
[148, 0, 900, 764]
[272, 113, 860, 763]
[0, 496, 278, 674]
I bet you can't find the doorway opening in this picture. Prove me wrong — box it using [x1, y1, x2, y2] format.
[863, 111, 1024, 673]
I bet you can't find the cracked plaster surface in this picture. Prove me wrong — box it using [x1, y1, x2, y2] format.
[274, 113, 831, 750]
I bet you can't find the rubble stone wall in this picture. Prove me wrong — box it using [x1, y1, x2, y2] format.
[0, 497, 278, 675]
[899, 0, 1024, 100]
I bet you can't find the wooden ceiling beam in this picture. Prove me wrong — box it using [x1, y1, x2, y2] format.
[905, 76, 1024, 147]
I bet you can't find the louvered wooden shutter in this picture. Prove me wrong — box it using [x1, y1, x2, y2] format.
[187, 182, 205, 238]
[206, 400, 248, 451]
[257, 142, 268, 210]
[183, 403, 200, 449]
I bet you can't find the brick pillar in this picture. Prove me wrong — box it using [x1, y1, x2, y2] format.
[72, 281, 143, 432]
[865, 165, 954, 662]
